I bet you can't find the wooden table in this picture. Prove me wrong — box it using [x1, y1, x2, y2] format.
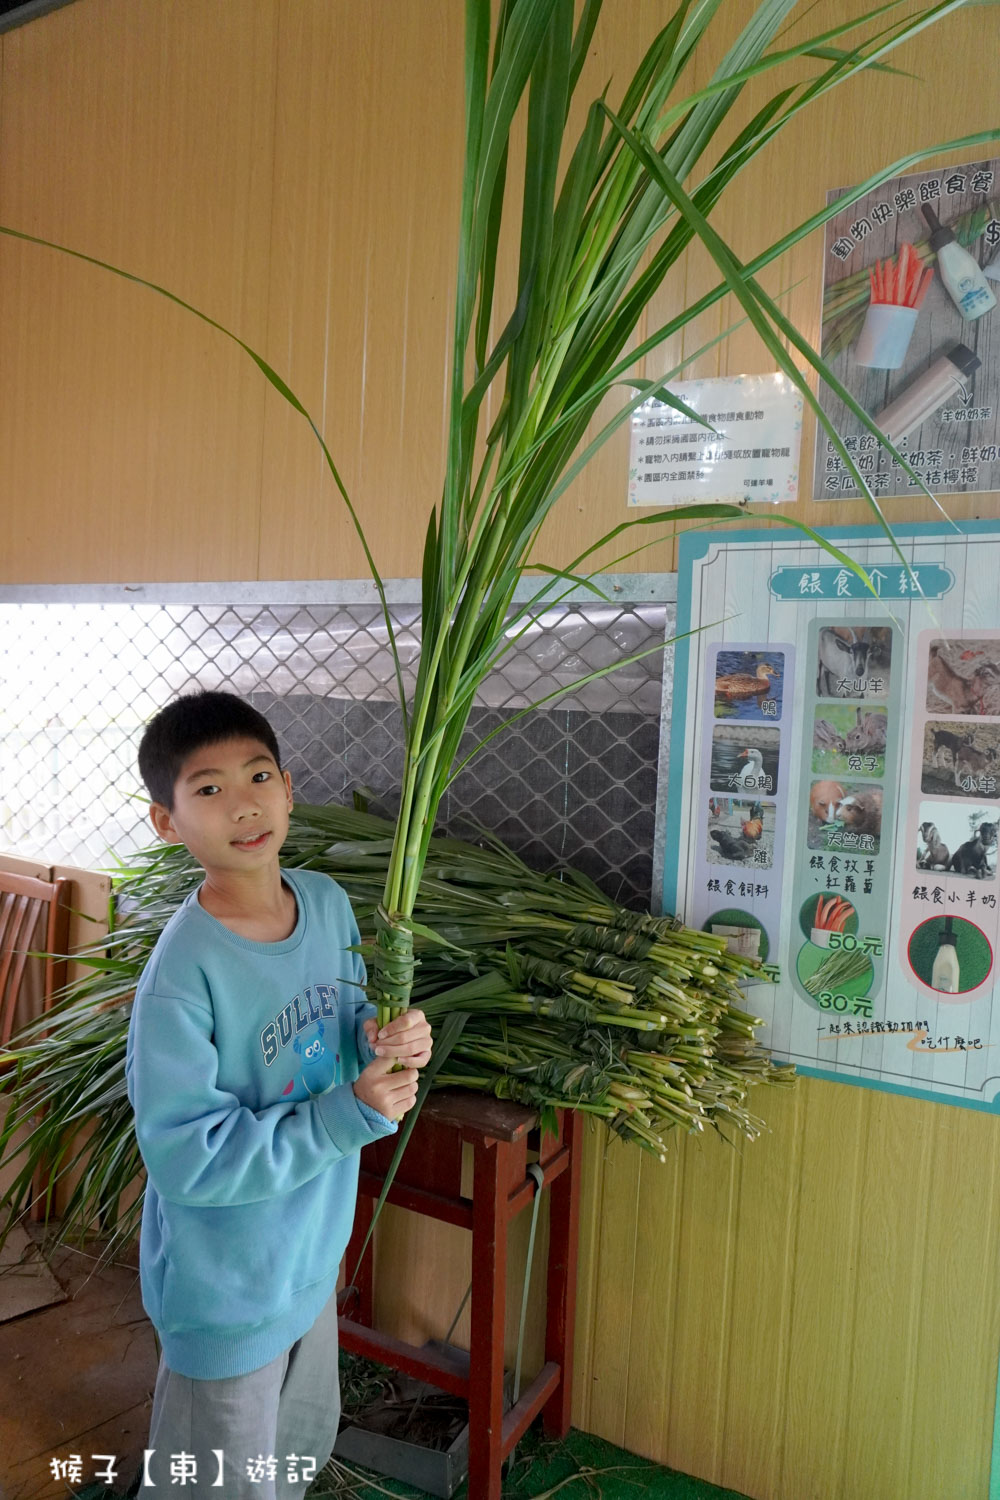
[337, 1089, 583, 1500]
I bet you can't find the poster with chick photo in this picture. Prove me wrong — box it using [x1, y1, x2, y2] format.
[814, 155, 1000, 501]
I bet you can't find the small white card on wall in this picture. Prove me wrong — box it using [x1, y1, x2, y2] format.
[628, 372, 803, 508]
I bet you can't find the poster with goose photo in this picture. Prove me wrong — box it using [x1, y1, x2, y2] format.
[659, 521, 1000, 1116]
[815, 156, 1000, 501]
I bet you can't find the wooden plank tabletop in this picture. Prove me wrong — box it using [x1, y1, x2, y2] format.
[421, 1087, 538, 1142]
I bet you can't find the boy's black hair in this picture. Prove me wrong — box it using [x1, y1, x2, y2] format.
[138, 691, 283, 810]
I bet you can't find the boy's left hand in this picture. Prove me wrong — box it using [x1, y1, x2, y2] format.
[363, 1008, 433, 1067]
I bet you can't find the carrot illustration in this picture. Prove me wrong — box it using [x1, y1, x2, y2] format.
[812, 894, 855, 932]
[867, 242, 932, 308]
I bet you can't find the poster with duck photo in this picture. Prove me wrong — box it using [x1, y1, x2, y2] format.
[815, 155, 1000, 501]
[712, 649, 784, 719]
[659, 521, 1000, 1116]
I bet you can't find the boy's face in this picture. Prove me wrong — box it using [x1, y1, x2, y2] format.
[149, 735, 294, 876]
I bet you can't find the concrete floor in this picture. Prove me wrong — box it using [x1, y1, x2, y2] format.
[0, 1230, 157, 1500]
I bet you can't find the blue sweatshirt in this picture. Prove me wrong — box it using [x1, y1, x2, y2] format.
[125, 866, 395, 1380]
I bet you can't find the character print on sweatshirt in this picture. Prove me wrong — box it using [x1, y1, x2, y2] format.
[261, 983, 339, 1068]
[282, 1019, 340, 1097]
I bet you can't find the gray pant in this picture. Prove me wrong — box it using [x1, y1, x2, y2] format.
[142, 1291, 341, 1499]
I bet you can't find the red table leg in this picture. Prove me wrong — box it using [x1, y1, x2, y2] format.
[542, 1109, 583, 1437]
[338, 1093, 582, 1495]
[468, 1137, 508, 1500]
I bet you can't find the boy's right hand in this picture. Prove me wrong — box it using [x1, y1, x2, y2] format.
[353, 1056, 419, 1119]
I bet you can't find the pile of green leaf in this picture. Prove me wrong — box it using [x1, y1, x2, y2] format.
[0, 802, 792, 1257]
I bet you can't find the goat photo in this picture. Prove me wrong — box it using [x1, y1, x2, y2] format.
[916, 802, 998, 879]
[815, 625, 893, 700]
[926, 637, 1000, 716]
[920, 720, 1000, 797]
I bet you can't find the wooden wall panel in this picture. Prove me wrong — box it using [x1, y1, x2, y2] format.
[568, 1116, 607, 1432]
[584, 1136, 642, 1445]
[719, 1084, 805, 1498]
[258, 1, 465, 581]
[1, 1, 995, 586]
[665, 1132, 741, 1480]
[907, 1104, 1000, 1499]
[779, 1078, 869, 1495]
[621, 1145, 684, 1460]
[574, 1076, 1000, 1500]
[841, 1089, 933, 1500]
[0, 0, 278, 582]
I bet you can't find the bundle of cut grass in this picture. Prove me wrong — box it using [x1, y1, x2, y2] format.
[289, 805, 790, 1142]
[0, 802, 791, 1258]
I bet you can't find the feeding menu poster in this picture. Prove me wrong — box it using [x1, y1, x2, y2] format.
[661, 523, 1000, 1110]
[816, 154, 1000, 501]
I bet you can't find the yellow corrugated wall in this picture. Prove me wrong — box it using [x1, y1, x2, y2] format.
[574, 1081, 1000, 1498]
[2, 2, 999, 1495]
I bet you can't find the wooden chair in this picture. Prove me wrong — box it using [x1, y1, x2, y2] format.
[0, 870, 72, 1219]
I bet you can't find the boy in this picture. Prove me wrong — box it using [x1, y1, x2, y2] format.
[125, 690, 432, 1498]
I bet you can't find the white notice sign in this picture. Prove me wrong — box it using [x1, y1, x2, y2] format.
[628, 372, 803, 508]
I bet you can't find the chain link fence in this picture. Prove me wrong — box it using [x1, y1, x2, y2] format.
[0, 587, 673, 907]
